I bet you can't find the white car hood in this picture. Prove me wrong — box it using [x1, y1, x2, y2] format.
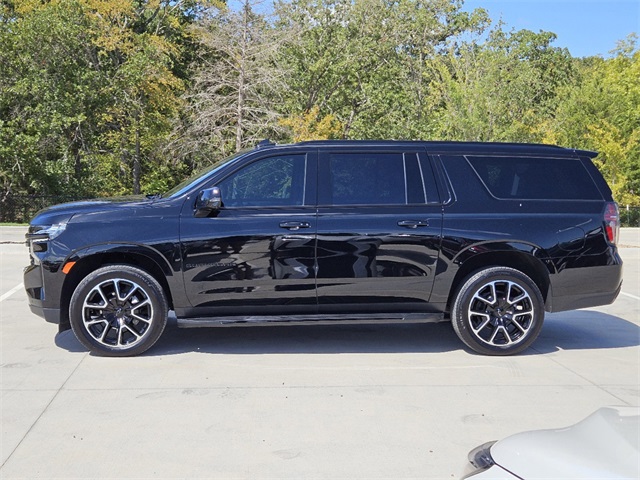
[491, 406, 640, 479]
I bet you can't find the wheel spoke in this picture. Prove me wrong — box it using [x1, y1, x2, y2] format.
[488, 283, 497, 305]
[489, 326, 500, 344]
[121, 283, 139, 303]
[84, 285, 108, 308]
[509, 318, 526, 334]
[506, 282, 532, 308]
[500, 326, 513, 344]
[131, 312, 151, 323]
[508, 291, 527, 306]
[122, 324, 141, 341]
[86, 318, 107, 327]
[514, 306, 533, 315]
[100, 324, 112, 342]
[115, 325, 125, 346]
[472, 313, 491, 333]
[506, 282, 515, 302]
[473, 281, 498, 307]
[130, 299, 150, 311]
[489, 325, 511, 345]
[114, 279, 132, 302]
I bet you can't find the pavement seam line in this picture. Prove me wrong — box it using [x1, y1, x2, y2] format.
[0, 353, 89, 470]
[529, 346, 634, 406]
[620, 291, 640, 301]
[0, 283, 23, 302]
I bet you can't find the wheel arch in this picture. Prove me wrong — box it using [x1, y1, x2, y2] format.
[59, 244, 176, 331]
[446, 245, 552, 313]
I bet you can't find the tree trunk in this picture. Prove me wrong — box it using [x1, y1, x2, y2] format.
[133, 118, 141, 195]
[236, 1, 249, 152]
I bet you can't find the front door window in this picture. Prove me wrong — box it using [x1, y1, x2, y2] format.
[218, 155, 307, 207]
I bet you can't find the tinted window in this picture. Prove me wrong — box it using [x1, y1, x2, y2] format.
[467, 156, 602, 200]
[419, 155, 441, 204]
[328, 153, 408, 205]
[405, 153, 425, 204]
[218, 155, 307, 207]
[164, 151, 247, 198]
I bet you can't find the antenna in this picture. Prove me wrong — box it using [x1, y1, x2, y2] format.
[257, 139, 275, 148]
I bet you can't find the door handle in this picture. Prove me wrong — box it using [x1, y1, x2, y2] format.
[397, 220, 429, 228]
[279, 221, 311, 230]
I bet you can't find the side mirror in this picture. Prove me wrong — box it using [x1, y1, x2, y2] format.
[194, 187, 222, 217]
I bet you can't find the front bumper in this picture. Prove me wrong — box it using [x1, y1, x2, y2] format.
[462, 465, 519, 479]
[462, 442, 519, 479]
[28, 304, 61, 324]
[24, 263, 61, 324]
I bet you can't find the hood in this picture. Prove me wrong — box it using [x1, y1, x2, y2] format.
[491, 406, 639, 479]
[30, 195, 151, 225]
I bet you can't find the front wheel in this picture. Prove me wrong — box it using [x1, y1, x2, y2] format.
[451, 267, 544, 356]
[69, 265, 168, 357]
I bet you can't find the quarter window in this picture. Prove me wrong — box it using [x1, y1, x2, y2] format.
[467, 156, 602, 200]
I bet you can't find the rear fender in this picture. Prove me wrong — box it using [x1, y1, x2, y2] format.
[445, 241, 554, 311]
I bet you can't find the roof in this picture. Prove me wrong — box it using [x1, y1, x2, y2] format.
[255, 139, 597, 158]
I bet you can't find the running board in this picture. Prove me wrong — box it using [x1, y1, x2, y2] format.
[177, 312, 445, 328]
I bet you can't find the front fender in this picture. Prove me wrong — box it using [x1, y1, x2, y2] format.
[65, 242, 177, 277]
[56, 242, 186, 328]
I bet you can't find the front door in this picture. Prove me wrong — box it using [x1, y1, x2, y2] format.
[180, 151, 318, 317]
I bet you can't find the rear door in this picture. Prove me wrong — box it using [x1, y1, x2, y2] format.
[316, 148, 443, 314]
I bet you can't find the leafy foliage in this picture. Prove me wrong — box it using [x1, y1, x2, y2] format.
[0, 0, 214, 197]
[0, 0, 638, 207]
[176, 0, 289, 163]
[279, 106, 343, 141]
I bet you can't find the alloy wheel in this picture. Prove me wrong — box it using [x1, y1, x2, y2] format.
[467, 280, 534, 347]
[82, 278, 154, 349]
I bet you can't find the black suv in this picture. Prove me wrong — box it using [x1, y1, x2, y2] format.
[24, 140, 623, 356]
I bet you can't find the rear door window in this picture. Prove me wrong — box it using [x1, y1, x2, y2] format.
[329, 153, 405, 205]
[467, 156, 602, 200]
[320, 151, 439, 205]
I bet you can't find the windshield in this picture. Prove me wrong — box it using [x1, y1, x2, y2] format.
[163, 151, 250, 198]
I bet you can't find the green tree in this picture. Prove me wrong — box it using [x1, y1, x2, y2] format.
[430, 27, 574, 142]
[275, 0, 489, 139]
[177, 0, 289, 162]
[0, 1, 104, 197]
[0, 0, 210, 199]
[543, 34, 639, 205]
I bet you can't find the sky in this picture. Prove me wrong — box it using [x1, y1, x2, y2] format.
[239, 0, 639, 58]
[462, 0, 639, 58]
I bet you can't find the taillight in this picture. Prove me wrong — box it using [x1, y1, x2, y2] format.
[604, 202, 620, 245]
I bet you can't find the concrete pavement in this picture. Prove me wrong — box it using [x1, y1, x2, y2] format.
[0, 228, 638, 479]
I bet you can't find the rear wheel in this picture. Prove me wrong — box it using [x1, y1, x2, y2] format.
[451, 267, 544, 356]
[69, 265, 168, 357]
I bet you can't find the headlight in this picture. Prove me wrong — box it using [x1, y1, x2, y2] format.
[462, 441, 497, 478]
[27, 222, 68, 243]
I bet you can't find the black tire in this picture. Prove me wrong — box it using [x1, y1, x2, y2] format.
[69, 265, 168, 357]
[451, 267, 544, 356]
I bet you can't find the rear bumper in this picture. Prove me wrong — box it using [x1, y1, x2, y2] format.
[549, 280, 622, 312]
[548, 261, 623, 313]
